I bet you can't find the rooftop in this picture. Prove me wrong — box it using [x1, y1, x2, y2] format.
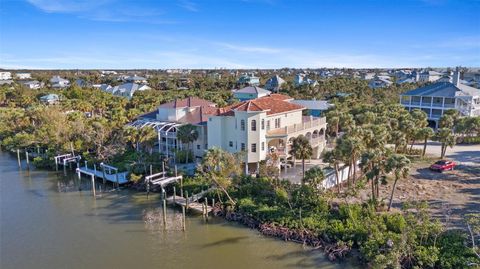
[219, 95, 304, 116]
[158, 96, 216, 109]
[402, 82, 480, 97]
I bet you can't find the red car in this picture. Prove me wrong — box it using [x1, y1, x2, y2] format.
[430, 160, 456, 172]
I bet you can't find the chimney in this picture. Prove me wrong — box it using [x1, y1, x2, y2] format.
[453, 67, 460, 87]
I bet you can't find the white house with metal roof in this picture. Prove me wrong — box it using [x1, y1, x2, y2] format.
[400, 72, 480, 127]
[233, 86, 271, 101]
[106, 83, 151, 99]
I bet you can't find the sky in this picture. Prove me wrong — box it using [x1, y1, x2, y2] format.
[0, 0, 479, 69]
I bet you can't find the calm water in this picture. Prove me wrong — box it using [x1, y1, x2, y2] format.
[0, 152, 355, 269]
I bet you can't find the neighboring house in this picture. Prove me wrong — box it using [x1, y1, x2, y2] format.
[106, 83, 151, 99]
[40, 94, 60, 105]
[22, 80, 43, 89]
[294, 73, 318, 87]
[233, 86, 271, 101]
[290, 99, 333, 117]
[125, 75, 148, 84]
[16, 73, 31, 80]
[237, 73, 260, 86]
[0, 72, 12, 80]
[208, 94, 327, 173]
[400, 71, 480, 128]
[101, 70, 117, 75]
[368, 76, 393, 89]
[50, 76, 70, 88]
[130, 97, 219, 160]
[93, 83, 113, 92]
[418, 70, 442, 83]
[75, 79, 88, 87]
[264, 75, 285, 92]
[361, 72, 376, 80]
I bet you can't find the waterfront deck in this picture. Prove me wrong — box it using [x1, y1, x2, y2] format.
[78, 166, 129, 184]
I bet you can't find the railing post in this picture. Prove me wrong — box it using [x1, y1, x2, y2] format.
[17, 149, 21, 168]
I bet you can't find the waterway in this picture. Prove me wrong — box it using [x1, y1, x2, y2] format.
[0, 152, 355, 269]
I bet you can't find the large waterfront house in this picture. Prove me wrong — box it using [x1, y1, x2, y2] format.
[50, 76, 70, 88]
[264, 75, 285, 92]
[130, 94, 328, 173]
[208, 94, 327, 173]
[106, 83, 151, 99]
[130, 97, 218, 160]
[233, 86, 271, 101]
[400, 72, 480, 128]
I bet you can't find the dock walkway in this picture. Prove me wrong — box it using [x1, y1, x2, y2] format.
[78, 166, 129, 184]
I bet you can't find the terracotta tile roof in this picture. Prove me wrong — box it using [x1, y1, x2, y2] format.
[269, 93, 293, 101]
[217, 95, 304, 116]
[159, 96, 216, 109]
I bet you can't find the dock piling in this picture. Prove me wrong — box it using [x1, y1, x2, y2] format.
[173, 186, 176, 203]
[162, 198, 167, 229]
[25, 151, 29, 169]
[182, 206, 186, 231]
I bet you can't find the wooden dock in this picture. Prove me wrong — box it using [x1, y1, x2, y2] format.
[166, 188, 215, 213]
[78, 166, 129, 184]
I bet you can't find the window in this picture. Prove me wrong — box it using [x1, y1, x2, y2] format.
[267, 120, 270, 130]
[261, 142, 265, 151]
[261, 119, 265, 130]
[251, 120, 256, 131]
[241, 143, 246, 151]
[251, 143, 257, 153]
[229, 141, 233, 147]
[274, 118, 281, 128]
[197, 145, 200, 150]
[240, 120, 245, 131]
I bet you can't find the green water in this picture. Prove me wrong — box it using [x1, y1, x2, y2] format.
[0, 152, 355, 269]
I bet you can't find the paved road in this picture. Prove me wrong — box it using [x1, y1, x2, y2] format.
[412, 141, 480, 168]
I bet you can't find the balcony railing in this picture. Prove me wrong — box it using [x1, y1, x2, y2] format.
[267, 116, 326, 136]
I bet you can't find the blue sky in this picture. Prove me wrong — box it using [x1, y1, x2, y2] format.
[0, 0, 479, 69]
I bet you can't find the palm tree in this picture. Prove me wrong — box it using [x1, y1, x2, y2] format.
[385, 154, 410, 211]
[289, 135, 313, 183]
[304, 166, 325, 190]
[436, 128, 455, 158]
[123, 126, 140, 151]
[417, 127, 434, 157]
[139, 127, 157, 154]
[177, 124, 199, 163]
[202, 148, 240, 205]
[323, 148, 342, 193]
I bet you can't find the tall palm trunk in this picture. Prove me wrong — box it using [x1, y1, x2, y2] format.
[301, 158, 306, 184]
[422, 138, 428, 156]
[388, 176, 399, 211]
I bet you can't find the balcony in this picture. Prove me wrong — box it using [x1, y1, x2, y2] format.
[267, 116, 326, 137]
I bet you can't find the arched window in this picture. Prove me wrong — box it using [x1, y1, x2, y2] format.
[240, 120, 245, 131]
[251, 120, 257, 131]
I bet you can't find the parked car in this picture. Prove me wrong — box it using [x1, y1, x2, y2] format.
[429, 160, 456, 172]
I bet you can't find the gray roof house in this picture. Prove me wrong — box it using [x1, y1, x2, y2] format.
[400, 71, 480, 127]
[22, 80, 43, 89]
[106, 83, 151, 99]
[40, 93, 60, 105]
[50, 76, 70, 88]
[233, 86, 271, 101]
[290, 99, 333, 117]
[264, 75, 286, 92]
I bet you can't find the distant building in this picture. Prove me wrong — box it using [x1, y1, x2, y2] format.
[93, 83, 113, 92]
[0, 72, 12, 80]
[22, 80, 43, 89]
[400, 71, 480, 128]
[15, 73, 31, 80]
[294, 73, 318, 87]
[125, 75, 148, 84]
[50, 76, 70, 88]
[106, 83, 151, 98]
[264, 75, 285, 92]
[368, 76, 393, 89]
[233, 86, 271, 101]
[418, 70, 442, 83]
[237, 73, 260, 86]
[40, 94, 60, 105]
